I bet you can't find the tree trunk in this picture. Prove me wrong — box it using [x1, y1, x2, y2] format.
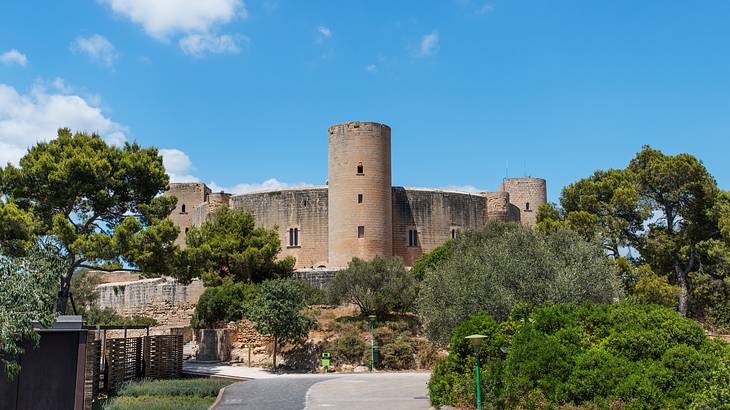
[272, 335, 277, 371]
[676, 266, 689, 316]
[674, 251, 694, 317]
[56, 273, 72, 314]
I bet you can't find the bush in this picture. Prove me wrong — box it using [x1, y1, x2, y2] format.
[117, 378, 233, 397]
[418, 222, 624, 345]
[326, 329, 368, 366]
[630, 264, 681, 307]
[328, 256, 417, 316]
[380, 335, 416, 370]
[428, 304, 730, 409]
[191, 282, 259, 329]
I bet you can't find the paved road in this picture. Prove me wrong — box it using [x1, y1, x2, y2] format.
[213, 372, 431, 410]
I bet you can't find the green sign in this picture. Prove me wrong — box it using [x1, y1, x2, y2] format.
[322, 352, 331, 367]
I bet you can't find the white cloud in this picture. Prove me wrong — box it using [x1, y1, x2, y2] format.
[475, 3, 495, 14]
[442, 185, 486, 193]
[160, 148, 199, 182]
[208, 178, 309, 194]
[317, 26, 332, 39]
[100, 0, 244, 40]
[161, 146, 309, 191]
[418, 31, 439, 57]
[0, 82, 127, 165]
[72, 34, 118, 67]
[364, 64, 377, 74]
[179, 33, 243, 57]
[0, 49, 28, 66]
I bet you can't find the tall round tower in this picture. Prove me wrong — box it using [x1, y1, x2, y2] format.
[328, 121, 393, 267]
[500, 178, 547, 227]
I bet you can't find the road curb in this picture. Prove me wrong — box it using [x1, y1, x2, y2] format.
[210, 385, 227, 410]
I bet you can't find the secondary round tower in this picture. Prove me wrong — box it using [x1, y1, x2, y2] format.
[327, 121, 393, 267]
[500, 178, 547, 227]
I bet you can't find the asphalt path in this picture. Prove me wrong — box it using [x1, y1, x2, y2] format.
[213, 372, 431, 410]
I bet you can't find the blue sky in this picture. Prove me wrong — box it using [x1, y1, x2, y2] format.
[1, 1, 729, 201]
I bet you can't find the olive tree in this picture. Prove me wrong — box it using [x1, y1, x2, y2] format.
[418, 222, 623, 345]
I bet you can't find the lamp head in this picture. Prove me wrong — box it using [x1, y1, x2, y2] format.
[465, 334, 487, 347]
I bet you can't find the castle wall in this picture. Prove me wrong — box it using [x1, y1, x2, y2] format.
[328, 122, 393, 267]
[231, 188, 329, 269]
[500, 178, 547, 227]
[392, 188, 487, 266]
[96, 277, 204, 327]
[165, 183, 211, 247]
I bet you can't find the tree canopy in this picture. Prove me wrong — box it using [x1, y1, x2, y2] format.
[182, 206, 295, 286]
[248, 279, 316, 370]
[538, 145, 728, 320]
[1, 244, 69, 379]
[418, 222, 623, 345]
[0, 129, 180, 313]
[328, 256, 417, 316]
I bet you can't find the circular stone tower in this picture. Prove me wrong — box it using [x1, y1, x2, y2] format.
[328, 121, 393, 267]
[500, 178, 547, 227]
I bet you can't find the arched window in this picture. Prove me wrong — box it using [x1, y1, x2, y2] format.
[408, 229, 418, 247]
[181, 204, 186, 213]
[525, 202, 530, 211]
[356, 163, 364, 174]
[289, 227, 299, 247]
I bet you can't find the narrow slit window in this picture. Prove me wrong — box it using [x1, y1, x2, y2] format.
[357, 194, 363, 203]
[181, 204, 186, 213]
[356, 163, 364, 174]
[525, 202, 530, 211]
[357, 226, 365, 238]
[408, 229, 418, 247]
[289, 228, 299, 247]
[451, 229, 457, 239]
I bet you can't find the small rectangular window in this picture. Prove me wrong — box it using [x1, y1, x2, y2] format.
[289, 227, 299, 247]
[451, 229, 457, 239]
[357, 194, 363, 204]
[357, 226, 365, 238]
[408, 229, 418, 247]
[525, 202, 530, 211]
[356, 163, 364, 174]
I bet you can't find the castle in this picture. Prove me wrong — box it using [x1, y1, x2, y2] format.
[166, 122, 547, 269]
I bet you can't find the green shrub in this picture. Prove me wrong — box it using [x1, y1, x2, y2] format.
[328, 256, 417, 316]
[380, 335, 416, 370]
[191, 282, 259, 328]
[428, 304, 730, 409]
[630, 265, 681, 307]
[102, 395, 215, 410]
[326, 329, 368, 365]
[418, 223, 623, 345]
[117, 378, 233, 397]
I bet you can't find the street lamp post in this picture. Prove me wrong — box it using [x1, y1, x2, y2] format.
[465, 334, 487, 410]
[369, 314, 376, 371]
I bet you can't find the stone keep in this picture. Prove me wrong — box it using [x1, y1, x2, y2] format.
[328, 122, 393, 267]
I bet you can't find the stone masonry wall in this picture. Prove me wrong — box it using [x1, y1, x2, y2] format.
[165, 183, 211, 247]
[231, 187, 329, 269]
[96, 277, 204, 328]
[393, 187, 487, 266]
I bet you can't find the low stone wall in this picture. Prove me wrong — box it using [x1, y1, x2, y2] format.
[95, 277, 204, 328]
[293, 268, 339, 289]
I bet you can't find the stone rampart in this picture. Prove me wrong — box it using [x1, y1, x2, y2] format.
[231, 187, 329, 269]
[96, 277, 204, 328]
